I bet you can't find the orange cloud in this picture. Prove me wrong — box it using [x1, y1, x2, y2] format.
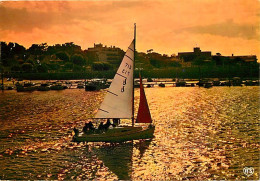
[0, 0, 259, 59]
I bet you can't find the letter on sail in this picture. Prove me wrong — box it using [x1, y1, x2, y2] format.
[95, 40, 134, 119]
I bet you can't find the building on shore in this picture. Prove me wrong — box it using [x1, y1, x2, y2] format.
[212, 53, 257, 66]
[228, 54, 257, 63]
[86, 43, 124, 64]
[178, 47, 212, 62]
[177, 47, 257, 67]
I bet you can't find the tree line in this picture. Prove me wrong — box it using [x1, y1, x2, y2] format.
[1, 42, 91, 73]
[0, 41, 258, 79]
[0, 41, 183, 74]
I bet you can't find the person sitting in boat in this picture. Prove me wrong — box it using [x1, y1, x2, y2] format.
[73, 127, 79, 136]
[82, 123, 89, 133]
[104, 119, 116, 129]
[88, 121, 95, 131]
[83, 121, 96, 134]
[103, 119, 111, 130]
[98, 122, 105, 132]
[112, 118, 120, 126]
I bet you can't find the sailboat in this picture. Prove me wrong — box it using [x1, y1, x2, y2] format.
[73, 24, 155, 142]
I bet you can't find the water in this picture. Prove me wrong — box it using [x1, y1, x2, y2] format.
[0, 87, 259, 180]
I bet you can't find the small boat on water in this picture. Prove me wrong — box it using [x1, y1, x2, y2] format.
[37, 83, 50, 91]
[73, 24, 155, 142]
[175, 79, 186, 87]
[85, 79, 110, 91]
[204, 82, 213, 88]
[16, 82, 36, 92]
[77, 82, 84, 89]
[158, 83, 165, 87]
[197, 79, 213, 88]
[50, 82, 67, 90]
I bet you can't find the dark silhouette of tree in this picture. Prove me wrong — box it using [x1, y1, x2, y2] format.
[92, 62, 111, 71]
[47, 44, 62, 55]
[1, 42, 9, 66]
[150, 58, 162, 68]
[11, 65, 21, 72]
[56, 51, 70, 62]
[1, 42, 26, 66]
[85, 51, 98, 64]
[28, 43, 47, 55]
[21, 63, 33, 72]
[64, 62, 74, 70]
[71, 54, 86, 65]
[73, 64, 84, 72]
[62, 42, 81, 55]
[168, 61, 181, 67]
[48, 63, 60, 71]
[36, 64, 48, 73]
[12, 43, 26, 55]
[25, 59, 34, 65]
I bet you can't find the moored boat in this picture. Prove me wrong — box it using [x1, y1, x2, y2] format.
[50, 82, 67, 90]
[175, 79, 186, 87]
[85, 79, 109, 91]
[37, 83, 50, 91]
[16, 82, 36, 92]
[158, 83, 165, 87]
[77, 83, 84, 89]
[204, 82, 213, 88]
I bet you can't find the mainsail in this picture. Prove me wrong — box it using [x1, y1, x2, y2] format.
[95, 40, 134, 119]
[136, 76, 152, 123]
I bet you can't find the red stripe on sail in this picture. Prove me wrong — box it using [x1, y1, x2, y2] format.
[136, 76, 152, 123]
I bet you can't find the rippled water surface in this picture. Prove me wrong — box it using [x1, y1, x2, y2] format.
[0, 87, 259, 180]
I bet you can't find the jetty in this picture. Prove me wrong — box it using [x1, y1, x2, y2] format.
[0, 77, 259, 91]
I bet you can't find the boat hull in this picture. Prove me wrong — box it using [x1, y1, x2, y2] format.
[85, 85, 100, 91]
[73, 126, 155, 142]
[16, 86, 36, 92]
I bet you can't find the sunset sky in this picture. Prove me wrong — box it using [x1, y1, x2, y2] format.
[0, 0, 259, 59]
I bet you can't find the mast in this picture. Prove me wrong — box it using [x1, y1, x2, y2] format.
[0, 42, 3, 92]
[132, 23, 136, 126]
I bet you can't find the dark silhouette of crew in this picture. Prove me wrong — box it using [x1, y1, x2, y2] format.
[113, 118, 120, 126]
[88, 121, 95, 131]
[98, 122, 105, 132]
[73, 127, 79, 136]
[103, 119, 112, 130]
[83, 121, 95, 134]
[82, 123, 89, 133]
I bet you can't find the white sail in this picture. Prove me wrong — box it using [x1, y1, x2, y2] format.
[95, 40, 134, 118]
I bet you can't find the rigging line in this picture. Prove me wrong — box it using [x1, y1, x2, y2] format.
[116, 73, 127, 79]
[128, 47, 134, 52]
[99, 109, 109, 113]
[125, 54, 133, 61]
[107, 90, 118, 96]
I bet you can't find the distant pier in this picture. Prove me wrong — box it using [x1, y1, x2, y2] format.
[0, 78, 259, 91]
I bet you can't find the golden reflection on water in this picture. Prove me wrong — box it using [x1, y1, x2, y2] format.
[0, 87, 259, 180]
[133, 86, 259, 180]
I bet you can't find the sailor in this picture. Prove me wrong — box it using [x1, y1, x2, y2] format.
[103, 119, 112, 130]
[82, 123, 89, 133]
[73, 127, 79, 136]
[98, 122, 105, 131]
[112, 118, 120, 126]
[88, 121, 95, 131]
